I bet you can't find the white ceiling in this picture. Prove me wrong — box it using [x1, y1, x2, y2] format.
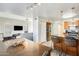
[0, 3, 79, 20]
[32, 3, 79, 20]
[0, 3, 32, 16]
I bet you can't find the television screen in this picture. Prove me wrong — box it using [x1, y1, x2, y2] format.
[14, 26, 23, 30]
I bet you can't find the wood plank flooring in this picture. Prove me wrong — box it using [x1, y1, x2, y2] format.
[0, 39, 51, 56]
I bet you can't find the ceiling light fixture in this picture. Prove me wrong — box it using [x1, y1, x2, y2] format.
[26, 3, 40, 10]
[62, 12, 77, 18]
[62, 7, 77, 19]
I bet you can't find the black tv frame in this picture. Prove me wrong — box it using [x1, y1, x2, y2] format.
[14, 26, 23, 31]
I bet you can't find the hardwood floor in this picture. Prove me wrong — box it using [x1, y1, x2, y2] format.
[0, 39, 51, 56]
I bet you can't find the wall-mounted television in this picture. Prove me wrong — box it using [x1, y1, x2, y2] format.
[14, 26, 23, 31]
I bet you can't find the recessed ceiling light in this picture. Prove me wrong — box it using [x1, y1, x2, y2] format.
[26, 3, 41, 10]
[72, 7, 75, 9]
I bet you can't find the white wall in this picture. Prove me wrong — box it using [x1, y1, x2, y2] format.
[33, 17, 53, 43]
[33, 17, 39, 42]
[0, 17, 27, 37]
[39, 21, 46, 42]
[33, 17, 47, 43]
[52, 21, 63, 36]
[52, 21, 60, 36]
[39, 18, 53, 42]
[27, 18, 33, 33]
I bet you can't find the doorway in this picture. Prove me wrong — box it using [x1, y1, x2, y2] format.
[46, 22, 51, 41]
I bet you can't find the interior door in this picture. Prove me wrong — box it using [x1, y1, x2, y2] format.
[46, 22, 51, 41]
